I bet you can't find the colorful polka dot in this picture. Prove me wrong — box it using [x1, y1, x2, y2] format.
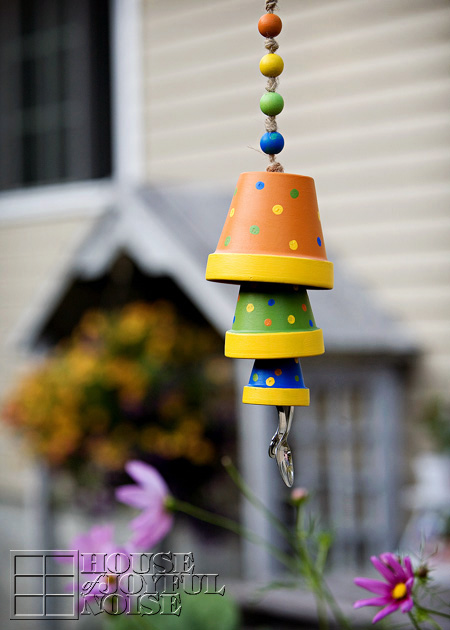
[252, 373, 258, 382]
[290, 189, 299, 199]
[230, 207, 235, 217]
[293, 285, 299, 291]
[289, 239, 298, 250]
[246, 303, 254, 312]
[266, 377, 275, 387]
[309, 319, 314, 327]
[317, 237, 322, 246]
[288, 315, 295, 324]
[318, 212, 321, 220]
[256, 181, 265, 190]
[224, 236, 231, 246]
[250, 225, 260, 235]
[234, 187, 237, 195]
[302, 304, 307, 312]
[295, 375, 300, 382]
[268, 298, 275, 306]
[274, 369, 282, 376]
[264, 318, 272, 326]
[237, 294, 240, 301]
[272, 204, 283, 215]
[294, 358, 299, 363]
[233, 316, 236, 323]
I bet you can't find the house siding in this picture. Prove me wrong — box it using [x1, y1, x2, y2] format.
[142, 0, 450, 399]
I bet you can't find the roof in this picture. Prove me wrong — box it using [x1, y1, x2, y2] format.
[14, 183, 417, 356]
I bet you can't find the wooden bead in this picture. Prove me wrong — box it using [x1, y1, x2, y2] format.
[258, 13, 282, 38]
[260, 131, 284, 154]
[260, 92, 284, 116]
[259, 53, 284, 77]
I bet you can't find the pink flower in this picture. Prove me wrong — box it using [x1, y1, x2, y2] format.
[354, 553, 415, 624]
[62, 525, 131, 610]
[115, 460, 173, 550]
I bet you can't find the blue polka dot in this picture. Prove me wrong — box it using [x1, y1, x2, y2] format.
[309, 319, 314, 327]
[233, 316, 236, 323]
[317, 237, 322, 246]
[268, 299, 275, 306]
[256, 181, 265, 190]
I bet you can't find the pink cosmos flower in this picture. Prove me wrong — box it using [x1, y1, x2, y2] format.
[115, 460, 174, 550]
[61, 524, 131, 610]
[354, 553, 415, 624]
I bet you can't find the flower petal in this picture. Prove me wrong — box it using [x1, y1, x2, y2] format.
[370, 556, 397, 584]
[403, 556, 414, 580]
[372, 602, 400, 624]
[125, 460, 168, 500]
[354, 578, 390, 595]
[400, 598, 414, 614]
[380, 553, 406, 581]
[354, 596, 390, 609]
[115, 485, 148, 509]
[130, 511, 173, 550]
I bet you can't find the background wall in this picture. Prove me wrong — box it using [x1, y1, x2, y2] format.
[143, 0, 450, 401]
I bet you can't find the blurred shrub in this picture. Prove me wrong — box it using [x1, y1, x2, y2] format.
[2, 301, 234, 497]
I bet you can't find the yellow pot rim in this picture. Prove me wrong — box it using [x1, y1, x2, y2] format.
[242, 386, 310, 406]
[225, 329, 324, 359]
[206, 253, 333, 288]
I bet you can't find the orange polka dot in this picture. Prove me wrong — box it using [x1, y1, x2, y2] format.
[264, 318, 272, 326]
[274, 369, 282, 376]
[302, 304, 307, 312]
[294, 358, 299, 363]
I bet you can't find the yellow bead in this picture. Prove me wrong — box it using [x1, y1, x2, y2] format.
[259, 54, 284, 77]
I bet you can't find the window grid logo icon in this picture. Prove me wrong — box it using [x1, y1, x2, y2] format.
[10, 550, 79, 620]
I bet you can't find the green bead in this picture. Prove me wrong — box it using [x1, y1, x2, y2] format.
[260, 92, 284, 116]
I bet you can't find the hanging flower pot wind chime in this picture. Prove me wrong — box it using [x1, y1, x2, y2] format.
[206, 1, 333, 486]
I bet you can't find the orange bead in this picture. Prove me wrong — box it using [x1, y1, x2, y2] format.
[258, 13, 282, 38]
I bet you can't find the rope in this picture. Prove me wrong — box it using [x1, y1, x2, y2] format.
[263, 0, 284, 172]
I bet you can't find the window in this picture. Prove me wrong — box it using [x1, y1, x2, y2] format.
[0, 0, 111, 190]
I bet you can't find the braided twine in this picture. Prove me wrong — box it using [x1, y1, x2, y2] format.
[264, 0, 283, 172]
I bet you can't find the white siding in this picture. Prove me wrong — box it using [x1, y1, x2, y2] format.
[143, 0, 450, 398]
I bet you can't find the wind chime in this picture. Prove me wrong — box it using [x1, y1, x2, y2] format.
[206, 1, 333, 487]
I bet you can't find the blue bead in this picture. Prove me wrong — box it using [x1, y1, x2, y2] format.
[260, 132, 284, 155]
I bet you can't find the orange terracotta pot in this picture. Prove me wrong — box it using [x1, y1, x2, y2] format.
[206, 172, 333, 289]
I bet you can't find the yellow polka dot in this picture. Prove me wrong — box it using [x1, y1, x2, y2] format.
[230, 208, 235, 217]
[288, 315, 295, 324]
[289, 240, 298, 250]
[272, 204, 283, 215]
[317, 212, 321, 220]
[266, 377, 275, 387]
[246, 303, 254, 312]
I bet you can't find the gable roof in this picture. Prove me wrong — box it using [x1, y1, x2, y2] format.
[14, 184, 417, 356]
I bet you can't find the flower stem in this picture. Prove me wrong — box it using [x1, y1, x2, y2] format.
[222, 457, 295, 548]
[420, 607, 450, 620]
[409, 611, 422, 630]
[170, 498, 297, 572]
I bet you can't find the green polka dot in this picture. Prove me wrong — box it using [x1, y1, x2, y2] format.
[224, 236, 231, 246]
[250, 225, 260, 235]
[252, 373, 258, 382]
[234, 187, 237, 196]
[290, 189, 299, 199]
[295, 375, 300, 382]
